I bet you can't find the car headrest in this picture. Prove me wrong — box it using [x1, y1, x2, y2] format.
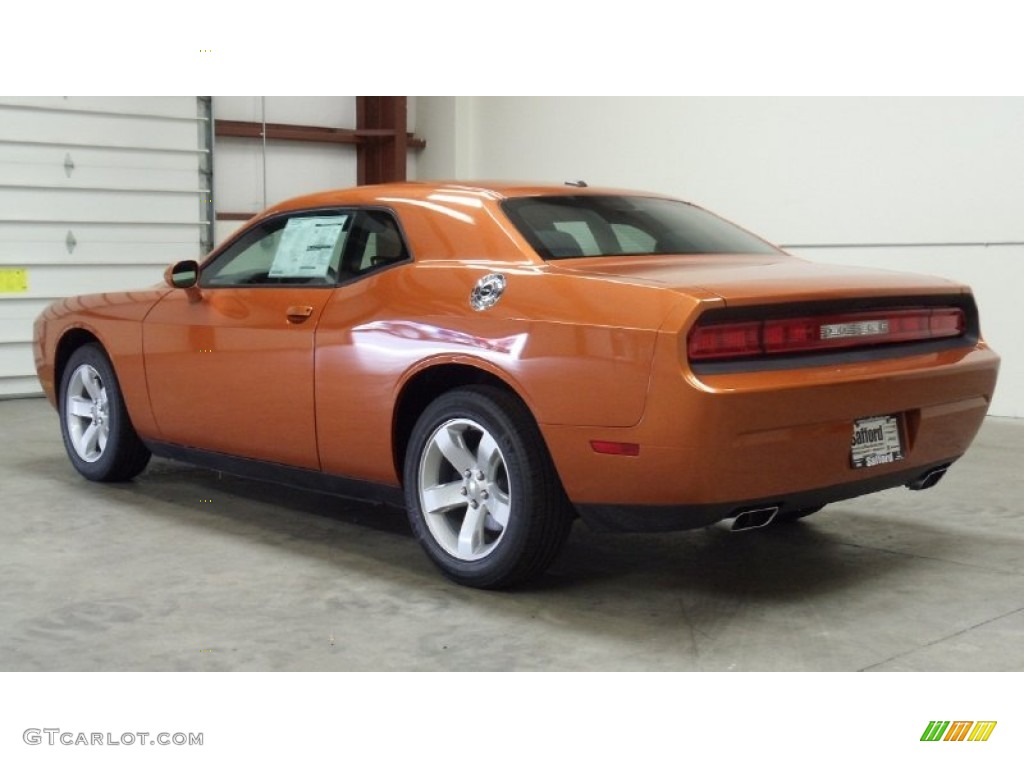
[535, 230, 583, 258]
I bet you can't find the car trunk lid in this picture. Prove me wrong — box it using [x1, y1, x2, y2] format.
[547, 253, 965, 306]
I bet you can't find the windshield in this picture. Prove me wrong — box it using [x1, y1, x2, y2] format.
[502, 195, 779, 260]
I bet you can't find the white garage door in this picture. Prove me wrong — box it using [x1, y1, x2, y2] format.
[0, 96, 212, 397]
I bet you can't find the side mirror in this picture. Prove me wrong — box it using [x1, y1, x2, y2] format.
[165, 260, 199, 289]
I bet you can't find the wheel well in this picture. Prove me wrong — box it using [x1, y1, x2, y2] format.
[392, 364, 523, 481]
[54, 329, 102, 392]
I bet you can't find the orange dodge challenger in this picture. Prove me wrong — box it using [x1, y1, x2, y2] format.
[34, 182, 1000, 588]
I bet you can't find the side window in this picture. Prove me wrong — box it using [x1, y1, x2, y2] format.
[201, 211, 352, 287]
[340, 210, 409, 278]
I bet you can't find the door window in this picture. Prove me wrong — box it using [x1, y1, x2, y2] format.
[201, 211, 353, 287]
[200, 208, 409, 287]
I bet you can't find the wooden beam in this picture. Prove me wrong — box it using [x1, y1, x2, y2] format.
[216, 119, 359, 145]
[356, 97, 370, 185]
[356, 96, 409, 185]
[392, 98, 408, 183]
[215, 119, 425, 148]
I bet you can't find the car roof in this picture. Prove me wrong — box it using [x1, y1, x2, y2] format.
[262, 181, 672, 216]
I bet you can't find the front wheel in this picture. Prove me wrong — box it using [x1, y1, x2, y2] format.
[404, 386, 573, 589]
[59, 344, 151, 482]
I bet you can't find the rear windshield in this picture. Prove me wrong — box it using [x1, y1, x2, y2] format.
[502, 195, 779, 260]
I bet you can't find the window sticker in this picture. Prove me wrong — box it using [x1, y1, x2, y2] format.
[268, 215, 349, 278]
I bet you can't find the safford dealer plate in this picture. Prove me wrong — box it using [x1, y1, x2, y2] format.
[851, 415, 904, 468]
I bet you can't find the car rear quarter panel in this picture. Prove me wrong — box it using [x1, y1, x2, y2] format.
[313, 261, 688, 485]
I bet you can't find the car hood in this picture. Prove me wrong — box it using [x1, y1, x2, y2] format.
[547, 254, 965, 306]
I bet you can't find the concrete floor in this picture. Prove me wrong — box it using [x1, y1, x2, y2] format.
[2, 397, 1022, 671]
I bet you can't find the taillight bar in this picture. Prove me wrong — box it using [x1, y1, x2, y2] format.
[688, 307, 965, 361]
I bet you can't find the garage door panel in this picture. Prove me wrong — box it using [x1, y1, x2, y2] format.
[0, 96, 200, 120]
[0, 188, 200, 224]
[1, 222, 199, 247]
[1, 223, 201, 266]
[6, 238, 195, 266]
[0, 144, 203, 191]
[15, 264, 168, 298]
[0, 376, 42, 397]
[0, 106, 201, 153]
[0, 343, 36, 379]
[0, 97, 208, 397]
[0, 299, 58, 343]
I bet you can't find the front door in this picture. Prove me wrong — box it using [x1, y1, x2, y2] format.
[143, 210, 352, 469]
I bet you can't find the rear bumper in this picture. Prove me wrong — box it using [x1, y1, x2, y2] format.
[542, 339, 999, 529]
[575, 458, 957, 532]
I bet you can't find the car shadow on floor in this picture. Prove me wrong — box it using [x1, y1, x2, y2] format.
[79, 457, 963, 602]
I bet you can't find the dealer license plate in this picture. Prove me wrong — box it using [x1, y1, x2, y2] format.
[850, 415, 904, 468]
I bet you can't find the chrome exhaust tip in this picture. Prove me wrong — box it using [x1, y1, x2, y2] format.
[730, 506, 780, 532]
[907, 465, 950, 491]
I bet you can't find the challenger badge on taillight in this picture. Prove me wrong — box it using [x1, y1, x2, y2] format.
[688, 307, 965, 361]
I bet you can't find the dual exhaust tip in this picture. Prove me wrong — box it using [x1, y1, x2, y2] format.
[729, 506, 779, 532]
[906, 464, 950, 491]
[726, 463, 951, 532]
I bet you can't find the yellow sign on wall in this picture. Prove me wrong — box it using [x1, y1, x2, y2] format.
[0, 268, 29, 293]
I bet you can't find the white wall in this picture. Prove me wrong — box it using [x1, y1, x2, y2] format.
[212, 97, 359, 244]
[412, 96, 476, 181]
[413, 97, 1024, 418]
[212, 96, 420, 244]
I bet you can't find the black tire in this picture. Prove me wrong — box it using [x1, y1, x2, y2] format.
[403, 385, 574, 589]
[773, 504, 826, 524]
[58, 343, 151, 482]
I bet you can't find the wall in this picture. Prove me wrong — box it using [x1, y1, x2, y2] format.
[413, 97, 1024, 417]
[212, 97, 360, 244]
[412, 96, 475, 181]
[212, 96, 420, 245]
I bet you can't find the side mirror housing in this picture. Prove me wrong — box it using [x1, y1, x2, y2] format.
[165, 260, 199, 289]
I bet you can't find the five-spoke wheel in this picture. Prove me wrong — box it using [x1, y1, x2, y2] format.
[64, 362, 110, 463]
[59, 344, 151, 481]
[417, 417, 512, 561]
[405, 386, 573, 588]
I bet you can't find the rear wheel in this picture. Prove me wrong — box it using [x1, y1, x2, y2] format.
[404, 386, 573, 589]
[59, 344, 151, 482]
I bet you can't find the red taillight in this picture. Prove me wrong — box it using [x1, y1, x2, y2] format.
[929, 308, 965, 336]
[688, 307, 965, 361]
[687, 321, 762, 360]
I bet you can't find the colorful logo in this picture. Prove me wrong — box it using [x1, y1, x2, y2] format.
[921, 721, 997, 742]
